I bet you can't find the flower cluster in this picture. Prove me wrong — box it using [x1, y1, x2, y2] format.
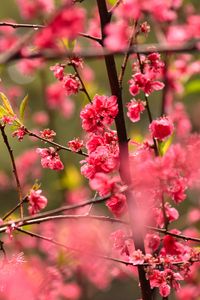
[36, 147, 64, 171]
[35, 5, 85, 49]
[80, 94, 118, 133]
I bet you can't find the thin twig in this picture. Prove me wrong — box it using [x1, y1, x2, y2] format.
[26, 129, 88, 157]
[18, 214, 128, 228]
[161, 53, 170, 116]
[0, 193, 114, 232]
[71, 63, 92, 103]
[0, 125, 24, 218]
[118, 22, 137, 89]
[2, 196, 28, 221]
[0, 21, 45, 29]
[147, 226, 200, 244]
[79, 32, 102, 45]
[136, 53, 159, 156]
[14, 228, 200, 268]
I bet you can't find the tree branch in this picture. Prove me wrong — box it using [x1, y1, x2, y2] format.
[0, 40, 199, 65]
[0, 125, 24, 218]
[26, 129, 88, 157]
[0, 21, 45, 29]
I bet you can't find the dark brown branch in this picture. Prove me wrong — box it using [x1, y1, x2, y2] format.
[79, 32, 102, 45]
[0, 40, 199, 65]
[96, 1, 152, 299]
[0, 125, 24, 218]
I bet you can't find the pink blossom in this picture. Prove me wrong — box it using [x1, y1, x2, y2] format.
[140, 22, 150, 34]
[17, 58, 44, 76]
[149, 117, 174, 141]
[40, 128, 56, 141]
[167, 25, 190, 45]
[104, 21, 130, 51]
[170, 102, 191, 138]
[129, 249, 145, 265]
[12, 126, 27, 141]
[147, 53, 164, 72]
[89, 172, 121, 196]
[127, 99, 145, 123]
[63, 75, 80, 95]
[160, 284, 171, 297]
[32, 111, 49, 126]
[68, 138, 84, 152]
[145, 233, 160, 252]
[60, 283, 81, 300]
[46, 82, 74, 118]
[106, 193, 127, 217]
[80, 95, 118, 133]
[115, 0, 141, 20]
[129, 72, 164, 96]
[16, 0, 54, 20]
[35, 6, 85, 48]
[50, 64, 64, 81]
[36, 147, 64, 171]
[28, 189, 48, 215]
[111, 229, 127, 251]
[81, 145, 119, 179]
[1, 115, 15, 125]
[187, 15, 200, 38]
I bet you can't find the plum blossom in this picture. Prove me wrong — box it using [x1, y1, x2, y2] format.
[35, 6, 85, 49]
[89, 172, 122, 196]
[106, 193, 127, 217]
[127, 99, 145, 123]
[16, 0, 54, 20]
[50, 64, 64, 81]
[80, 95, 118, 133]
[36, 147, 64, 171]
[68, 138, 84, 153]
[104, 21, 130, 51]
[40, 128, 56, 141]
[12, 126, 27, 141]
[28, 189, 48, 215]
[149, 117, 174, 141]
[129, 72, 164, 96]
[63, 75, 80, 96]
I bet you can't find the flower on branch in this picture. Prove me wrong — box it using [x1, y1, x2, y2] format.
[68, 138, 84, 152]
[36, 147, 64, 171]
[127, 99, 145, 123]
[28, 189, 48, 215]
[12, 126, 27, 141]
[149, 116, 174, 141]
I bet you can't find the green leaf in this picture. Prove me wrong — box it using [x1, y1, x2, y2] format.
[19, 94, 28, 122]
[0, 105, 9, 118]
[185, 79, 200, 95]
[108, 0, 116, 4]
[0, 92, 15, 116]
[158, 135, 173, 156]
